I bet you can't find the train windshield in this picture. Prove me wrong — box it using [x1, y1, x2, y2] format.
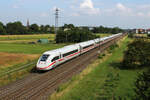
[40, 54, 50, 62]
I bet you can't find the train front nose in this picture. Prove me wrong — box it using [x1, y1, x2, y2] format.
[37, 54, 50, 70]
[36, 61, 49, 70]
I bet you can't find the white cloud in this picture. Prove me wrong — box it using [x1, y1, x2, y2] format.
[139, 5, 150, 9]
[116, 3, 131, 13]
[71, 13, 80, 17]
[116, 3, 133, 16]
[12, 5, 19, 9]
[103, 3, 132, 16]
[80, 0, 93, 9]
[40, 12, 48, 17]
[79, 0, 100, 15]
[148, 12, 150, 17]
[137, 12, 145, 17]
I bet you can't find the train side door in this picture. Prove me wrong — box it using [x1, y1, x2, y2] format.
[57, 53, 61, 65]
[79, 45, 82, 54]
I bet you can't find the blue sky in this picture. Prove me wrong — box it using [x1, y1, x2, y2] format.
[0, 0, 150, 29]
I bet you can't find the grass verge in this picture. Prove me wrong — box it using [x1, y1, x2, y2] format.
[0, 60, 37, 87]
[50, 37, 143, 100]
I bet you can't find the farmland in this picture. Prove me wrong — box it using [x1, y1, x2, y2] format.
[0, 34, 62, 85]
[0, 43, 66, 54]
[0, 33, 110, 85]
[0, 33, 113, 87]
[96, 33, 112, 37]
[0, 34, 55, 41]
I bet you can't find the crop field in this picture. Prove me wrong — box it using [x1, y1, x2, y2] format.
[50, 37, 145, 100]
[0, 34, 55, 43]
[0, 52, 39, 72]
[135, 33, 147, 37]
[0, 34, 55, 40]
[96, 33, 112, 37]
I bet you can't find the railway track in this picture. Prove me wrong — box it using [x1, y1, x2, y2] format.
[0, 34, 125, 100]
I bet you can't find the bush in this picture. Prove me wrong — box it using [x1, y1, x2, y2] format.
[128, 33, 134, 38]
[56, 28, 98, 43]
[109, 43, 119, 50]
[134, 69, 150, 100]
[122, 39, 150, 69]
[108, 43, 119, 53]
[98, 53, 106, 59]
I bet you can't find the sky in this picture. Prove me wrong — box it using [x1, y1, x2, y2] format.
[0, 0, 150, 29]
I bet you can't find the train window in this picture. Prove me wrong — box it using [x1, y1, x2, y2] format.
[97, 41, 100, 44]
[83, 44, 94, 49]
[63, 49, 78, 57]
[40, 54, 50, 62]
[51, 56, 59, 62]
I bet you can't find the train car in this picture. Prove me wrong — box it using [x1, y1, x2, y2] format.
[94, 38, 101, 47]
[36, 33, 122, 70]
[36, 44, 80, 70]
[36, 49, 61, 70]
[77, 40, 95, 54]
[60, 44, 80, 63]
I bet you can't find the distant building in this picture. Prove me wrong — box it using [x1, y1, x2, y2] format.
[147, 29, 150, 34]
[27, 19, 30, 29]
[135, 29, 147, 34]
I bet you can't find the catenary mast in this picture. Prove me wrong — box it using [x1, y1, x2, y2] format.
[55, 8, 59, 35]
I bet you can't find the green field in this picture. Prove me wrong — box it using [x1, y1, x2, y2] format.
[0, 34, 55, 40]
[50, 37, 144, 100]
[96, 33, 112, 37]
[0, 33, 112, 54]
[0, 43, 66, 54]
[0, 34, 67, 54]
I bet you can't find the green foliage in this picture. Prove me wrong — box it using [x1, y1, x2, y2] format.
[30, 24, 39, 32]
[108, 43, 119, 53]
[109, 43, 119, 50]
[62, 24, 75, 30]
[128, 33, 134, 38]
[56, 27, 98, 43]
[0, 21, 124, 36]
[98, 53, 106, 59]
[0, 22, 6, 34]
[0, 21, 55, 35]
[134, 69, 150, 100]
[91, 26, 123, 34]
[122, 39, 150, 69]
[6, 21, 27, 35]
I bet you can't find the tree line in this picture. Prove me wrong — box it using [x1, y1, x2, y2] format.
[91, 26, 123, 34]
[0, 21, 55, 35]
[56, 24, 98, 43]
[0, 21, 123, 35]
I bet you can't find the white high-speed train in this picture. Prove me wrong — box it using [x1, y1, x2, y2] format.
[36, 33, 122, 70]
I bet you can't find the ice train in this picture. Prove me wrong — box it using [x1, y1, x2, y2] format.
[36, 33, 122, 70]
